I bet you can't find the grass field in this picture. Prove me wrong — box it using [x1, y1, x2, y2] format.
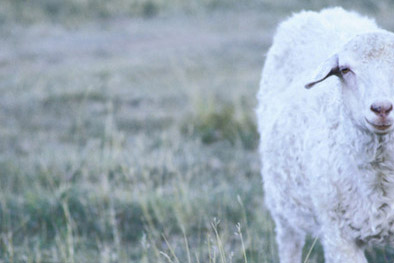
[2, 1, 394, 262]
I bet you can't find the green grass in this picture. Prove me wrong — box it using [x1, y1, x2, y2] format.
[182, 97, 258, 149]
[1, 1, 394, 262]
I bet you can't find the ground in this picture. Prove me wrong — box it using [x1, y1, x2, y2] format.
[1, 1, 394, 262]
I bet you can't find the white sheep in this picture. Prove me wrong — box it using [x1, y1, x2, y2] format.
[257, 7, 394, 263]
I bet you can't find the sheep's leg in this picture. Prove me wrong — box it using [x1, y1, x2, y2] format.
[322, 229, 367, 263]
[275, 222, 305, 263]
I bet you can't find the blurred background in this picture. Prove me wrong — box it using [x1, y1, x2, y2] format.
[1, 0, 394, 262]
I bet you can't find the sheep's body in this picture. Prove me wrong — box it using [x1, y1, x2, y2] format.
[257, 8, 394, 263]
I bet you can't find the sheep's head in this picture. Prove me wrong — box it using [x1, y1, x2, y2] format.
[305, 32, 394, 135]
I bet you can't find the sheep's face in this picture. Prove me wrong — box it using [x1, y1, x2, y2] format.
[305, 32, 394, 135]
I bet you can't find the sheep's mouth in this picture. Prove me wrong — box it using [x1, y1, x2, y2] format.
[365, 118, 393, 133]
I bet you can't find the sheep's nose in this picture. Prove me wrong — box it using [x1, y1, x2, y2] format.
[370, 100, 393, 117]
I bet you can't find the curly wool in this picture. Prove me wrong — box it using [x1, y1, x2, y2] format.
[257, 7, 394, 263]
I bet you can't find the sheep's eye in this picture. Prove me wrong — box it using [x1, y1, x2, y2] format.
[340, 67, 351, 74]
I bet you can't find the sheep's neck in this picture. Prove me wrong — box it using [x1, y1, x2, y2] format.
[371, 137, 388, 165]
[365, 134, 394, 197]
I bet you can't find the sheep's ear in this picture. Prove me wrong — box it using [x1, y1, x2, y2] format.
[305, 55, 339, 89]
